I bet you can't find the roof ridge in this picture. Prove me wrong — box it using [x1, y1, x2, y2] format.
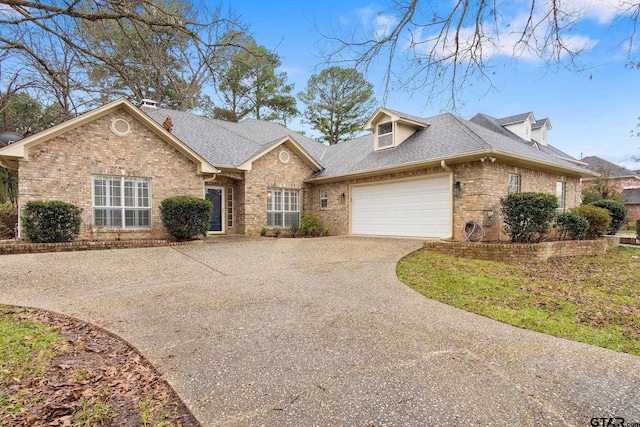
[156, 108, 262, 150]
[448, 114, 493, 150]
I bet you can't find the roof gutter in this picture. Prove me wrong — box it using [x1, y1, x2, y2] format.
[305, 149, 597, 183]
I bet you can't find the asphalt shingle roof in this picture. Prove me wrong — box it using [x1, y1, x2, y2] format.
[581, 156, 639, 178]
[312, 112, 590, 179]
[496, 112, 533, 125]
[622, 188, 640, 204]
[145, 106, 592, 180]
[532, 118, 550, 129]
[145, 108, 326, 168]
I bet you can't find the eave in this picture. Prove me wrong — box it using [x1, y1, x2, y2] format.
[305, 150, 598, 184]
[0, 98, 220, 175]
[237, 136, 323, 171]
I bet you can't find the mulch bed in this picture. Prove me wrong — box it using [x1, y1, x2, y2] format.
[0, 306, 200, 426]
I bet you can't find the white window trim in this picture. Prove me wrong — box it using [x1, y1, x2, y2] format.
[376, 121, 394, 150]
[556, 181, 566, 211]
[320, 189, 328, 209]
[266, 188, 300, 228]
[507, 174, 521, 195]
[92, 175, 152, 229]
[226, 186, 234, 228]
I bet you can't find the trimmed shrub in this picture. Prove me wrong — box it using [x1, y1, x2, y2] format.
[554, 212, 588, 240]
[637, 219, 640, 240]
[300, 214, 321, 237]
[591, 199, 628, 235]
[160, 196, 212, 240]
[21, 200, 82, 243]
[500, 192, 558, 243]
[570, 205, 611, 239]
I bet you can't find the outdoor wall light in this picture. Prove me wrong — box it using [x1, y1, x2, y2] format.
[339, 193, 346, 204]
[453, 181, 461, 197]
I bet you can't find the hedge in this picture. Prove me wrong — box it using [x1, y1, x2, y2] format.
[501, 192, 558, 243]
[21, 200, 82, 243]
[160, 196, 212, 240]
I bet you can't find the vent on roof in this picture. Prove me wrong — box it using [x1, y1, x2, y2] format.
[140, 99, 158, 111]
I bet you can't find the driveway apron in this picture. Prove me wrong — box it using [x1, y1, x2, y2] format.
[1, 236, 639, 426]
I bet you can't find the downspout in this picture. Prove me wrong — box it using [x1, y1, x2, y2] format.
[441, 160, 454, 240]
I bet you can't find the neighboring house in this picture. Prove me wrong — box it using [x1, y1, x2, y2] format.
[621, 188, 640, 220]
[581, 156, 640, 189]
[581, 155, 640, 220]
[0, 98, 595, 241]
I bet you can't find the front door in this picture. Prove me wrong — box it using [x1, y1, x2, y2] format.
[205, 187, 223, 233]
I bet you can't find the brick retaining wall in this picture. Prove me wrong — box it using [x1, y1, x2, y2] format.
[0, 239, 201, 255]
[423, 237, 619, 263]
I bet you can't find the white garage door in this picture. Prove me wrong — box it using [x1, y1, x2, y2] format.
[351, 175, 451, 238]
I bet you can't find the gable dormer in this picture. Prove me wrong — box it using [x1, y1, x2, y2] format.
[364, 108, 428, 151]
[531, 118, 551, 146]
[497, 112, 536, 142]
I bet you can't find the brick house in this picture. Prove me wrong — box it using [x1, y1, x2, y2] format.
[0, 98, 596, 241]
[581, 156, 640, 221]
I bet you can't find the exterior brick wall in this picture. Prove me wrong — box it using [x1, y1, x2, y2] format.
[242, 144, 315, 235]
[306, 159, 582, 241]
[423, 236, 619, 263]
[0, 239, 200, 255]
[17, 108, 204, 240]
[457, 161, 581, 241]
[617, 176, 640, 188]
[627, 204, 640, 220]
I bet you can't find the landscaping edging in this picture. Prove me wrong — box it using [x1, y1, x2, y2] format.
[424, 236, 619, 263]
[0, 238, 202, 255]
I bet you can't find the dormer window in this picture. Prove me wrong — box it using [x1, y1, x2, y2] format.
[377, 122, 393, 149]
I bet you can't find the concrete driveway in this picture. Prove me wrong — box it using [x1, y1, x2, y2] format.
[1, 236, 639, 426]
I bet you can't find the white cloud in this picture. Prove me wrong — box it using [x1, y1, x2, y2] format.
[407, 2, 601, 63]
[373, 13, 397, 41]
[0, 4, 22, 19]
[565, 0, 632, 24]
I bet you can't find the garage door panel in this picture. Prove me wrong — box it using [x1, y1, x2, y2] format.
[351, 176, 451, 238]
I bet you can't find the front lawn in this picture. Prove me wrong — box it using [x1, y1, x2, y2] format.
[0, 306, 198, 426]
[397, 246, 640, 355]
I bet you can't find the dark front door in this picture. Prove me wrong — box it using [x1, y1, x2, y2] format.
[206, 188, 223, 232]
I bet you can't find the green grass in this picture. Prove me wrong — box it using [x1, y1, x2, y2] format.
[0, 308, 61, 415]
[397, 246, 640, 355]
[139, 392, 180, 427]
[0, 309, 117, 423]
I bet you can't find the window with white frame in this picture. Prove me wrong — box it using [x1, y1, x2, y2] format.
[226, 187, 234, 228]
[266, 188, 300, 227]
[320, 189, 328, 209]
[556, 181, 566, 211]
[377, 121, 393, 149]
[507, 174, 521, 194]
[93, 176, 151, 228]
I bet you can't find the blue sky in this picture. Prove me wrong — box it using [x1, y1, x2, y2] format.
[224, 0, 640, 170]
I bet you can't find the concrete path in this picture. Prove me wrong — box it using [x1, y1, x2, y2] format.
[1, 236, 639, 426]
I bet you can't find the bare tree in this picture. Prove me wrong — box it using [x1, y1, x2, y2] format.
[0, 0, 246, 111]
[323, 1, 640, 109]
